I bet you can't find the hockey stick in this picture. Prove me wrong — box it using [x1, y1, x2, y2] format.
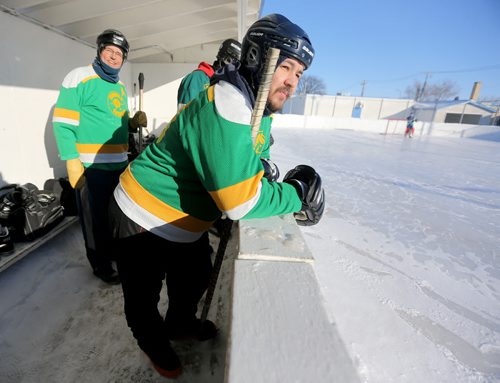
[133, 82, 137, 112]
[198, 47, 280, 338]
[138, 72, 144, 153]
[198, 218, 233, 340]
[251, 47, 280, 145]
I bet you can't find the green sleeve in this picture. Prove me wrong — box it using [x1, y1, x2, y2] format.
[177, 71, 210, 105]
[52, 84, 80, 160]
[245, 180, 302, 219]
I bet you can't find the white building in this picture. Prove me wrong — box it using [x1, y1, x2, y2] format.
[412, 99, 496, 125]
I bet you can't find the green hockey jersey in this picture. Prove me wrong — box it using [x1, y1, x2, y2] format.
[114, 81, 302, 243]
[52, 65, 130, 170]
[177, 62, 214, 109]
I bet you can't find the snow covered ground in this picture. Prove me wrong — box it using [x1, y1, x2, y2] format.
[0, 222, 236, 382]
[271, 128, 500, 383]
[0, 128, 499, 382]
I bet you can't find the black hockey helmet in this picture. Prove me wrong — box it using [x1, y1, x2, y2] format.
[241, 14, 314, 90]
[96, 29, 129, 60]
[216, 38, 242, 65]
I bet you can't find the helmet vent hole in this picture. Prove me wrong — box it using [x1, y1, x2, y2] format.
[247, 46, 259, 67]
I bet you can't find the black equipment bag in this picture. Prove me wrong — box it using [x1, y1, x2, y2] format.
[43, 177, 77, 217]
[0, 183, 64, 240]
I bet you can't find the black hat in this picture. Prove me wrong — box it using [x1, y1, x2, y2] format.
[241, 14, 314, 91]
[96, 29, 129, 60]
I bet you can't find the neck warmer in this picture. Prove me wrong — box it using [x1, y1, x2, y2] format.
[211, 63, 269, 115]
[92, 56, 120, 83]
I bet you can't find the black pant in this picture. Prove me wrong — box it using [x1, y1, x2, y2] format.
[114, 230, 212, 348]
[76, 167, 123, 273]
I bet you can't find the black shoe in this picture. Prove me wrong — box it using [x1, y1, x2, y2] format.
[139, 340, 182, 378]
[167, 318, 218, 341]
[93, 268, 120, 285]
[0, 225, 14, 256]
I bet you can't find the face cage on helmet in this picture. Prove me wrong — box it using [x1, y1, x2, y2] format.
[218, 44, 241, 64]
[220, 50, 240, 65]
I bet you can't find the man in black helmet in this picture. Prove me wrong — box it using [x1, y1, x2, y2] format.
[176, 38, 242, 110]
[52, 29, 147, 285]
[108, 14, 325, 378]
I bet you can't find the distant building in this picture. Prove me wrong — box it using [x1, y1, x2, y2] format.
[411, 100, 496, 125]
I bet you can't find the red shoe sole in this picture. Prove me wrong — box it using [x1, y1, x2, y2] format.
[152, 362, 182, 378]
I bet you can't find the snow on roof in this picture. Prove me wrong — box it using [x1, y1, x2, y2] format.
[413, 99, 497, 113]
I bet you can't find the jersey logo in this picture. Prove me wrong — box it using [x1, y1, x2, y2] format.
[254, 131, 266, 155]
[107, 88, 127, 117]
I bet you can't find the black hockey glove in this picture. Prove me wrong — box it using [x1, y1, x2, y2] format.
[283, 165, 325, 226]
[261, 158, 280, 182]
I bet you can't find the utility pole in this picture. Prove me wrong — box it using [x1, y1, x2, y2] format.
[415, 85, 421, 101]
[418, 72, 431, 101]
[360, 80, 366, 97]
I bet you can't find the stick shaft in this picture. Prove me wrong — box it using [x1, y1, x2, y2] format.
[138, 73, 144, 152]
[251, 47, 280, 145]
[200, 47, 281, 324]
[139, 89, 143, 111]
[200, 219, 233, 322]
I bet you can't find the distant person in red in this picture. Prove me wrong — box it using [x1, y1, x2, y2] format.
[405, 113, 416, 138]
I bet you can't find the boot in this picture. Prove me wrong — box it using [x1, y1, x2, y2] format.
[166, 317, 218, 341]
[138, 339, 182, 378]
[0, 224, 14, 256]
[93, 267, 120, 285]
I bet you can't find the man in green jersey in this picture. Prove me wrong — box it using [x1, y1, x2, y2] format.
[53, 29, 147, 284]
[177, 38, 242, 110]
[178, 39, 243, 244]
[109, 14, 325, 378]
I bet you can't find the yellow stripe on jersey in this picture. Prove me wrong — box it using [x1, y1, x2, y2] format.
[207, 85, 215, 102]
[53, 107, 80, 121]
[209, 170, 264, 211]
[76, 143, 128, 154]
[81, 75, 100, 83]
[121, 166, 213, 232]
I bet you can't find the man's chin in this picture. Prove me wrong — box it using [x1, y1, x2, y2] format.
[267, 101, 285, 114]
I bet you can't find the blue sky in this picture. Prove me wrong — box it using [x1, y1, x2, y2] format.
[260, 0, 500, 101]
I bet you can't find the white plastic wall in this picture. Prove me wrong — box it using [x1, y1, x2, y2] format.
[129, 63, 195, 136]
[228, 215, 360, 382]
[285, 94, 496, 126]
[284, 94, 415, 120]
[0, 11, 194, 189]
[0, 11, 97, 188]
[272, 114, 500, 140]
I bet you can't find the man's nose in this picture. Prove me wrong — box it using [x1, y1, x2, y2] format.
[285, 73, 299, 88]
